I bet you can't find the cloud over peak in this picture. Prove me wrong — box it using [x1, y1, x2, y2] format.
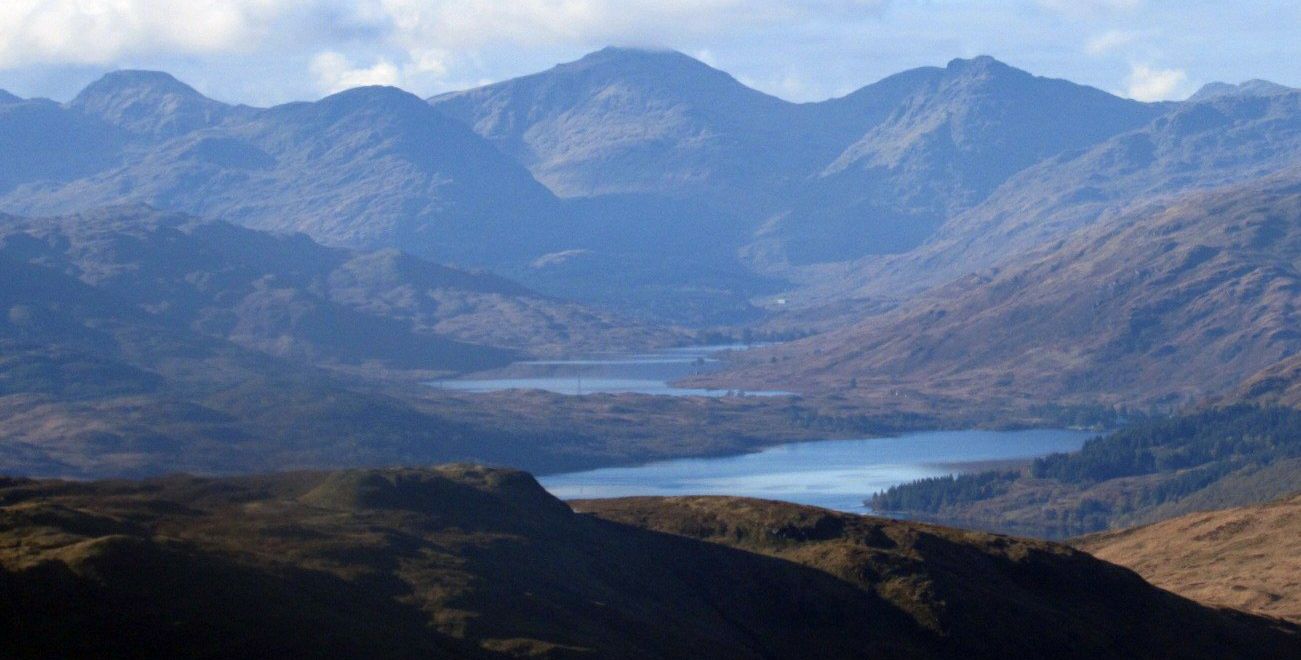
[1126, 63, 1188, 101]
[0, 1, 1295, 106]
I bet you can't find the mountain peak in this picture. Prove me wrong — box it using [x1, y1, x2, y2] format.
[557, 45, 727, 80]
[70, 70, 227, 138]
[1188, 79, 1296, 103]
[945, 55, 1011, 74]
[73, 70, 205, 103]
[307, 85, 444, 124]
[578, 45, 690, 63]
[0, 89, 21, 104]
[320, 84, 424, 106]
[938, 56, 1030, 88]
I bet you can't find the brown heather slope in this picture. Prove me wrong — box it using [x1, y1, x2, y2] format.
[702, 175, 1301, 407]
[572, 496, 1299, 658]
[2, 466, 1297, 659]
[1234, 352, 1301, 407]
[1077, 493, 1301, 623]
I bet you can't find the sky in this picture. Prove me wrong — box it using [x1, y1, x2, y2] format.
[0, 0, 1297, 106]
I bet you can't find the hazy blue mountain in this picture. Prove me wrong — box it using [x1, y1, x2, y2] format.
[0, 98, 126, 192]
[527, 192, 782, 323]
[5, 52, 1291, 327]
[711, 174, 1301, 406]
[0, 206, 670, 368]
[68, 70, 245, 139]
[0, 90, 20, 104]
[0, 206, 525, 371]
[433, 50, 1162, 268]
[430, 47, 829, 211]
[0, 69, 781, 322]
[0, 223, 545, 478]
[765, 56, 1163, 264]
[430, 47, 949, 211]
[1188, 79, 1296, 103]
[823, 89, 1301, 305]
[0, 83, 568, 270]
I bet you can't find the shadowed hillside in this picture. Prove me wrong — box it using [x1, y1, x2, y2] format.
[573, 494, 1299, 658]
[1, 465, 1296, 658]
[0, 206, 669, 361]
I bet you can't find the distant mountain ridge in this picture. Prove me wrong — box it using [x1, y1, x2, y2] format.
[433, 48, 1164, 267]
[703, 174, 1301, 406]
[0, 206, 666, 364]
[430, 47, 816, 207]
[817, 86, 1301, 306]
[68, 70, 247, 138]
[1, 50, 1296, 332]
[767, 55, 1162, 264]
[1189, 79, 1296, 103]
[0, 78, 566, 270]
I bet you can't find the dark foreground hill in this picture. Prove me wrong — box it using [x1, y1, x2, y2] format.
[1, 465, 1296, 659]
[1077, 492, 1301, 623]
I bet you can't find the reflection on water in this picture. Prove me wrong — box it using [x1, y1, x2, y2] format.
[540, 429, 1093, 513]
[430, 344, 793, 397]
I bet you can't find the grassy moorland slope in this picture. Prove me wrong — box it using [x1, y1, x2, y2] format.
[1077, 493, 1301, 622]
[0, 465, 1296, 658]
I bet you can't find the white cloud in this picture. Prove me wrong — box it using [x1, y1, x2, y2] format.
[310, 51, 401, 93]
[0, 0, 1293, 107]
[1125, 63, 1187, 101]
[739, 71, 819, 101]
[373, 0, 889, 51]
[0, 0, 297, 68]
[0, 0, 890, 94]
[1084, 29, 1140, 56]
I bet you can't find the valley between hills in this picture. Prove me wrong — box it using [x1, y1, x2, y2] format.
[1, 43, 1300, 657]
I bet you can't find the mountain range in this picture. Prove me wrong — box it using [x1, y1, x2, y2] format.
[1, 47, 1300, 448]
[0, 48, 1235, 324]
[432, 49, 1164, 267]
[818, 86, 1301, 306]
[0, 75, 560, 268]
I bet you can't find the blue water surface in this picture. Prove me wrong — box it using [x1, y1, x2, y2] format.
[430, 344, 791, 396]
[541, 429, 1094, 513]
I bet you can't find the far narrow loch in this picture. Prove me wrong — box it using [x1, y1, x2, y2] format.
[430, 344, 792, 397]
